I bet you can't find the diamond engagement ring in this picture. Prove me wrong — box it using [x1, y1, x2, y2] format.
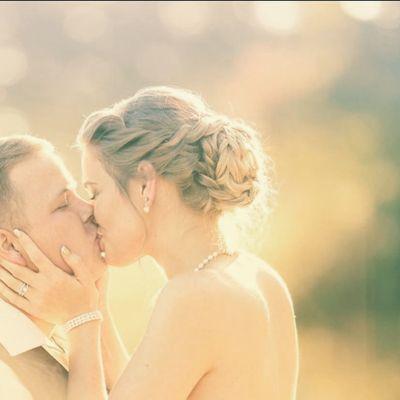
[18, 282, 29, 298]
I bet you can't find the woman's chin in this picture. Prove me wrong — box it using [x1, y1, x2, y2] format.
[106, 251, 141, 268]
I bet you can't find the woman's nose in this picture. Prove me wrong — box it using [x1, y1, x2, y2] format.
[76, 197, 95, 224]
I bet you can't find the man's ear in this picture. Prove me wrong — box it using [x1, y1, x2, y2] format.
[0, 229, 27, 266]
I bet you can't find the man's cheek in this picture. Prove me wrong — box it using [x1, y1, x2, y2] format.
[25, 228, 59, 263]
[33, 228, 72, 271]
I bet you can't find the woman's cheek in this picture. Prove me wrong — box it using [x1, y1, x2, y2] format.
[94, 198, 108, 229]
[113, 219, 146, 266]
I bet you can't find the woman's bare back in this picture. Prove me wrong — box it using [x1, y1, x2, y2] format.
[187, 251, 299, 400]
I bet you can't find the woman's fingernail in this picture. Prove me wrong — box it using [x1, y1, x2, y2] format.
[61, 246, 71, 256]
[13, 229, 21, 237]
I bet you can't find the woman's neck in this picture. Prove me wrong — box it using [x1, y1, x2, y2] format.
[150, 216, 228, 279]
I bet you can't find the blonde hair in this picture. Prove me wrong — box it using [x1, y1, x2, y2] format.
[0, 135, 54, 227]
[78, 86, 275, 218]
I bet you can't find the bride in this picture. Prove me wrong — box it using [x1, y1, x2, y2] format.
[0, 86, 298, 399]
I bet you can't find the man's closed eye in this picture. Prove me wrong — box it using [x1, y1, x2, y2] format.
[54, 193, 69, 212]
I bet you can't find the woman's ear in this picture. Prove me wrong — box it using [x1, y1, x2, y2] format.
[0, 229, 27, 266]
[137, 161, 156, 211]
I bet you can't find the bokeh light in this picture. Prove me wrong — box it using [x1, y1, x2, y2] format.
[340, 1, 382, 21]
[253, 1, 301, 35]
[157, 1, 210, 36]
[374, 2, 400, 29]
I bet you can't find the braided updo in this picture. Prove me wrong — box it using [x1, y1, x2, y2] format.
[77, 86, 275, 218]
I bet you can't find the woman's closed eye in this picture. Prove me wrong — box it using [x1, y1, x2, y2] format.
[87, 190, 99, 201]
[84, 183, 99, 201]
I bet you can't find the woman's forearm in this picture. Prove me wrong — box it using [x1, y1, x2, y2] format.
[101, 311, 130, 390]
[68, 321, 108, 400]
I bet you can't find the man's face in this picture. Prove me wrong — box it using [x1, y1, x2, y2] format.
[9, 151, 106, 280]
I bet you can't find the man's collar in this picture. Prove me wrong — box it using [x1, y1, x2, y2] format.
[0, 298, 47, 356]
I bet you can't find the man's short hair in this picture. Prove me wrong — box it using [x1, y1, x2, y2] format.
[0, 135, 54, 228]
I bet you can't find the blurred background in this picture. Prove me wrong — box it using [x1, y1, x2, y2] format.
[0, 1, 399, 398]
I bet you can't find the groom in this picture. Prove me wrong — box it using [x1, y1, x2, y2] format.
[0, 135, 107, 399]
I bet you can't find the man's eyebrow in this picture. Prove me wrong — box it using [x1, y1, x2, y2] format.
[52, 188, 68, 201]
[54, 183, 77, 199]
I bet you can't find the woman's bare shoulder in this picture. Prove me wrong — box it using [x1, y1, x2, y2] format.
[151, 263, 256, 330]
[152, 251, 293, 330]
[148, 253, 293, 360]
[240, 251, 294, 298]
[242, 252, 297, 323]
[156, 267, 240, 312]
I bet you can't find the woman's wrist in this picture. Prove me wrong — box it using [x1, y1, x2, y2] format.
[67, 319, 103, 344]
[61, 305, 100, 326]
[99, 300, 111, 317]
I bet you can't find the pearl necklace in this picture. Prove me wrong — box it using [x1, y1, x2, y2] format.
[194, 249, 234, 272]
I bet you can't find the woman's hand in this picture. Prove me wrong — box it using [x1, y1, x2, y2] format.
[0, 229, 100, 325]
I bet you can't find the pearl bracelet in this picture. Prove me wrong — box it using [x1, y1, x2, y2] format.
[62, 310, 103, 333]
